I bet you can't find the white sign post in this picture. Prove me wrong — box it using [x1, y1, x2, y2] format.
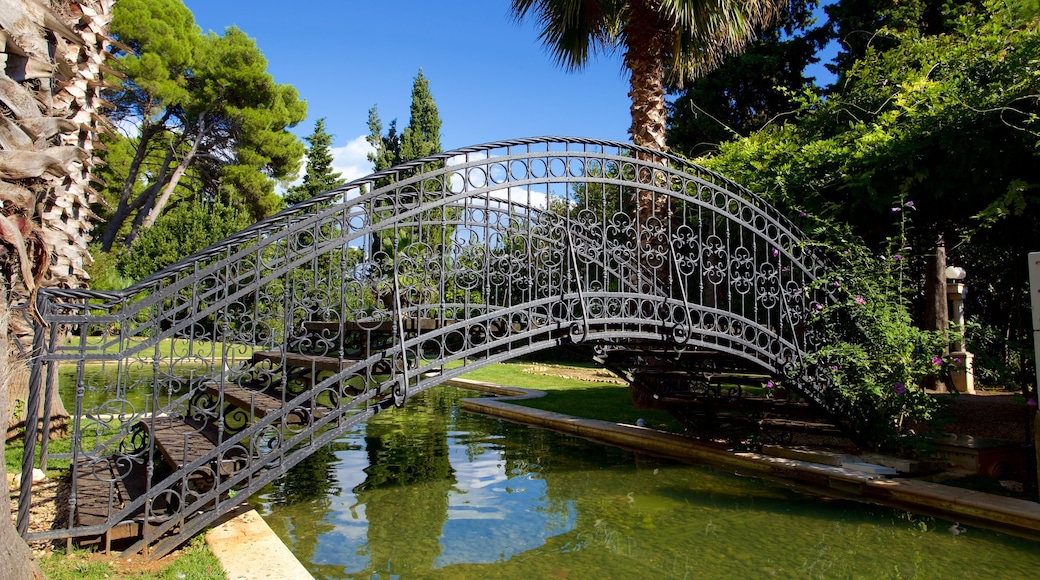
[1028, 252, 1040, 493]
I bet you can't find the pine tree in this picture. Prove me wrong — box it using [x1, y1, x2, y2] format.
[285, 118, 346, 205]
[367, 106, 402, 172]
[399, 69, 442, 162]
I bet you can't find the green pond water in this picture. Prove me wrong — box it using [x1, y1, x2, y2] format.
[249, 387, 1040, 579]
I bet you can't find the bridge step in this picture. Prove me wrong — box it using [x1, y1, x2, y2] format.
[204, 380, 332, 423]
[143, 418, 244, 476]
[73, 456, 148, 545]
[253, 350, 364, 372]
[303, 318, 455, 334]
[631, 368, 770, 385]
[206, 381, 291, 417]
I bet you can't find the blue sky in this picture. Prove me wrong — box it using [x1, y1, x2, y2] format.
[181, 1, 835, 182]
[182, 0, 633, 181]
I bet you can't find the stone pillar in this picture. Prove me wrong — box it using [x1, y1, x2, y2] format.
[946, 280, 974, 393]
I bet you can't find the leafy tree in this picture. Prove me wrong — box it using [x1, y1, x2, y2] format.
[118, 200, 251, 281]
[703, 0, 1040, 389]
[285, 118, 347, 205]
[511, 0, 790, 151]
[99, 0, 306, 251]
[667, 0, 830, 157]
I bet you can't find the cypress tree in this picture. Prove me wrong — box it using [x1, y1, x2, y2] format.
[399, 69, 442, 162]
[285, 118, 346, 205]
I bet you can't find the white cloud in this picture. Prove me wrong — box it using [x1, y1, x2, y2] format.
[332, 135, 376, 182]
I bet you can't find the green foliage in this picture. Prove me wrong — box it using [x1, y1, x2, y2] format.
[118, 201, 250, 281]
[39, 535, 223, 579]
[99, 0, 306, 251]
[800, 217, 950, 449]
[667, 0, 830, 157]
[366, 106, 401, 172]
[367, 69, 443, 172]
[84, 247, 133, 291]
[399, 69, 442, 162]
[284, 118, 346, 206]
[701, 1, 1040, 388]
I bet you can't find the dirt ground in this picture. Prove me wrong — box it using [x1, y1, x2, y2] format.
[931, 388, 1037, 442]
[7, 472, 186, 575]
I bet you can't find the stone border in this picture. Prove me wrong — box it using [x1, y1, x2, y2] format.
[206, 504, 313, 580]
[450, 378, 1040, 540]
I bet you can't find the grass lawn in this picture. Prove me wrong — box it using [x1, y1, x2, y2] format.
[459, 360, 685, 432]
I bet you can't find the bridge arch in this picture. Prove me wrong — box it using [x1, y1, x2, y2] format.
[19, 137, 844, 557]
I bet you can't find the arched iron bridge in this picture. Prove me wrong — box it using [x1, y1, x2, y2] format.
[17, 137, 851, 558]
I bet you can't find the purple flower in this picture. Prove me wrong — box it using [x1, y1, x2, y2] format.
[891, 207, 901, 213]
[830, 365, 839, 371]
[932, 356, 943, 366]
[893, 254, 903, 261]
[765, 381, 775, 389]
[905, 201, 915, 208]
[1029, 398, 1038, 408]
[953, 357, 962, 364]
[893, 382, 907, 395]
[772, 248, 779, 258]
[815, 303, 824, 311]
[833, 280, 840, 288]
[904, 246, 913, 251]
[799, 211, 808, 217]
[854, 296, 866, 305]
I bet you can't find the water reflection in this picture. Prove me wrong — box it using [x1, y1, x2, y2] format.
[253, 387, 1040, 579]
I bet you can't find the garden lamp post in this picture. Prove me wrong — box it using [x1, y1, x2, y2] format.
[945, 266, 975, 393]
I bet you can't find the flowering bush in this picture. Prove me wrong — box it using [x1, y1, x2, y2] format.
[799, 216, 951, 450]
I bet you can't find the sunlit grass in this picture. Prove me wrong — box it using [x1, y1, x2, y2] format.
[38, 535, 224, 580]
[460, 360, 685, 432]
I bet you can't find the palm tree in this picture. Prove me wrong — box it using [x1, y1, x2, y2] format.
[511, 0, 786, 151]
[1, 1, 113, 575]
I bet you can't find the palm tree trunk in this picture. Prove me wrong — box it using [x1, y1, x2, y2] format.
[624, 0, 669, 152]
[1, 0, 113, 457]
[624, 1, 674, 295]
[0, 284, 42, 580]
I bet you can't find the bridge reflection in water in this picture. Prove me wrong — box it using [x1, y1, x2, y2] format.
[20, 138, 855, 557]
[259, 386, 1040, 579]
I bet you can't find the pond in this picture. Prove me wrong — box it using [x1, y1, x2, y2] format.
[251, 387, 1040, 579]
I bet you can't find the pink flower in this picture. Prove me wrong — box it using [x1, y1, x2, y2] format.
[854, 296, 866, 305]
[772, 248, 779, 258]
[893, 382, 907, 395]
[833, 280, 840, 288]
[815, 303, 824, 311]
[891, 207, 901, 212]
[905, 200, 915, 208]
[765, 381, 775, 389]
[932, 356, 943, 366]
